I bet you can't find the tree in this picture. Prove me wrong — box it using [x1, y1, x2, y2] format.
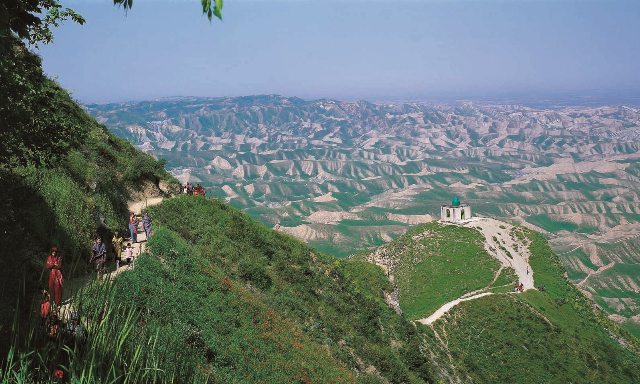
[114, 0, 224, 22]
[0, 0, 85, 46]
[0, 0, 222, 47]
[0, 0, 223, 166]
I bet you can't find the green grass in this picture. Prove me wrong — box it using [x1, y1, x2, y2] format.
[388, 222, 502, 320]
[492, 267, 518, 288]
[427, 293, 640, 384]
[420, 228, 640, 383]
[139, 197, 435, 383]
[4, 197, 437, 382]
[525, 214, 599, 235]
[622, 321, 640, 339]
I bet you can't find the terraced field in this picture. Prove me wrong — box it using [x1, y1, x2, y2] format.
[89, 96, 640, 334]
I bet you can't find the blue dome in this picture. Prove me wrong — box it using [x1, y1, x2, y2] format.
[452, 196, 461, 206]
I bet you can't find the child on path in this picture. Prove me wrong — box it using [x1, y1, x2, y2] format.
[124, 242, 134, 266]
[112, 231, 123, 269]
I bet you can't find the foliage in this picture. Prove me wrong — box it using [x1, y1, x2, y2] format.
[0, 0, 84, 46]
[113, 0, 224, 21]
[0, 38, 91, 167]
[132, 196, 436, 383]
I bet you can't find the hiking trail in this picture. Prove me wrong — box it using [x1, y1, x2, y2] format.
[416, 217, 535, 325]
[58, 197, 164, 319]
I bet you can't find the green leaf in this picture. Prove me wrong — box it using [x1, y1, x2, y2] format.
[214, 0, 224, 20]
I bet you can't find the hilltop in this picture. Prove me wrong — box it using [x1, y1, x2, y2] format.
[89, 96, 640, 332]
[357, 217, 640, 383]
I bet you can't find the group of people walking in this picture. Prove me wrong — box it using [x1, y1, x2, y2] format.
[40, 210, 153, 327]
[36, 210, 154, 379]
[183, 182, 206, 196]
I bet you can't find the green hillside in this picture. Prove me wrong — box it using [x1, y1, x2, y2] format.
[126, 197, 434, 382]
[376, 222, 513, 320]
[4, 197, 437, 383]
[372, 222, 640, 383]
[0, 35, 176, 357]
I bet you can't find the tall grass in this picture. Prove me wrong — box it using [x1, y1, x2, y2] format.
[1, 278, 203, 383]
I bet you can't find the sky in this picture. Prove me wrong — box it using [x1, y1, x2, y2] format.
[39, 0, 640, 104]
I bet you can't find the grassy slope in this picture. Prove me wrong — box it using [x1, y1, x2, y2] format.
[420, 228, 640, 383]
[375, 222, 505, 320]
[0, 41, 176, 356]
[98, 196, 436, 383]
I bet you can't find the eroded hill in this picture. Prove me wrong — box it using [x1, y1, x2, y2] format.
[90, 96, 640, 333]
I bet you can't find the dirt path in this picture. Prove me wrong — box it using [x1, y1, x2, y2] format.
[128, 196, 164, 215]
[417, 292, 494, 325]
[415, 217, 535, 326]
[463, 217, 534, 290]
[58, 198, 161, 319]
[577, 261, 615, 287]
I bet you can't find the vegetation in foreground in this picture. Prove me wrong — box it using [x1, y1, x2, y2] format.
[3, 197, 437, 383]
[0, 33, 175, 361]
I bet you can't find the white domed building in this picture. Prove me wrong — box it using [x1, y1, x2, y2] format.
[441, 196, 472, 223]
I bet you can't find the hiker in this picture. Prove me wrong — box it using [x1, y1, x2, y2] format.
[195, 183, 205, 196]
[40, 290, 51, 320]
[46, 246, 64, 306]
[187, 182, 193, 195]
[112, 231, 124, 269]
[91, 237, 107, 278]
[124, 242, 134, 265]
[129, 212, 139, 243]
[142, 212, 152, 240]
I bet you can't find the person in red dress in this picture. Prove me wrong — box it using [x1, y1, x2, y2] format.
[46, 246, 64, 306]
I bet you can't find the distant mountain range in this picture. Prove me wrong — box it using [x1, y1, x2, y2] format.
[88, 95, 640, 335]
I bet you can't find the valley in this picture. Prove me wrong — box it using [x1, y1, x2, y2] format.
[89, 95, 640, 335]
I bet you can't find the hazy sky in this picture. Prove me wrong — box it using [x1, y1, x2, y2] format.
[39, 0, 640, 103]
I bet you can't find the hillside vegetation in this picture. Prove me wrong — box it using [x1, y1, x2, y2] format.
[5, 196, 438, 382]
[366, 221, 640, 383]
[370, 222, 512, 320]
[136, 196, 434, 383]
[0, 35, 175, 356]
